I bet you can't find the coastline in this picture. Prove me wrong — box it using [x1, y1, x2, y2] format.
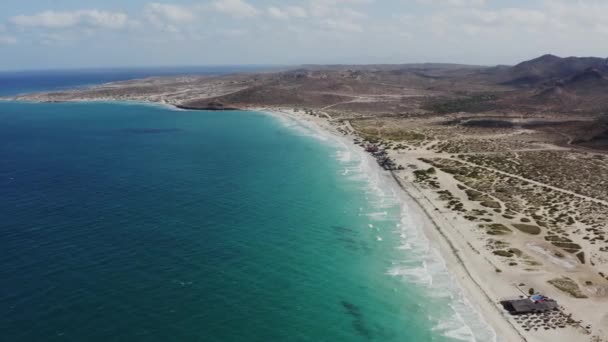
[5, 98, 517, 339]
[254, 106, 523, 341]
[259, 106, 608, 342]
[390, 173, 526, 342]
[7, 98, 601, 341]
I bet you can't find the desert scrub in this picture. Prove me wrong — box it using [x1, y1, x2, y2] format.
[548, 277, 588, 298]
[480, 201, 501, 209]
[512, 224, 542, 235]
[493, 250, 514, 258]
[413, 168, 433, 182]
[576, 252, 585, 264]
[423, 94, 499, 114]
[465, 189, 485, 201]
[481, 223, 512, 235]
[508, 248, 523, 257]
[353, 121, 426, 142]
[545, 236, 582, 253]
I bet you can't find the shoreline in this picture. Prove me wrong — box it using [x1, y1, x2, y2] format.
[6, 99, 600, 341]
[5, 98, 518, 340]
[261, 107, 608, 342]
[390, 173, 526, 342]
[255, 106, 523, 341]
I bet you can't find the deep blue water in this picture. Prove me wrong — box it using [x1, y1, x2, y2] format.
[0, 73, 494, 341]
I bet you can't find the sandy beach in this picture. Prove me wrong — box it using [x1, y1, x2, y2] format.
[256, 106, 607, 342]
[255, 107, 520, 341]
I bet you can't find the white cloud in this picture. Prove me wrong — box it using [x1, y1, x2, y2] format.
[309, 0, 372, 17]
[144, 3, 196, 23]
[287, 6, 309, 18]
[40, 32, 84, 45]
[416, 0, 486, 6]
[399, 0, 608, 40]
[10, 9, 128, 29]
[3, 0, 608, 67]
[267, 6, 308, 20]
[544, 0, 608, 35]
[268, 7, 289, 19]
[11, 11, 80, 28]
[312, 0, 374, 4]
[217, 28, 248, 36]
[305, 0, 370, 33]
[341, 8, 367, 20]
[142, 3, 199, 33]
[321, 18, 363, 32]
[211, 0, 259, 18]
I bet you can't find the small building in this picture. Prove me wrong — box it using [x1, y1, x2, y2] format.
[500, 296, 559, 315]
[365, 145, 379, 153]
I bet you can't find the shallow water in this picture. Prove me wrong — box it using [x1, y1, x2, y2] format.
[0, 101, 494, 341]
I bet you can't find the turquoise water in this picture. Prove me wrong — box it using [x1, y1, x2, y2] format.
[0, 101, 494, 341]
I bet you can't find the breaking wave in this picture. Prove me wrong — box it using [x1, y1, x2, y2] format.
[264, 109, 497, 342]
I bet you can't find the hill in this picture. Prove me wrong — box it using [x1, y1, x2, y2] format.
[484, 54, 608, 87]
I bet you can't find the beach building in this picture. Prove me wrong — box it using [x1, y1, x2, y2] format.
[365, 144, 379, 153]
[500, 295, 559, 315]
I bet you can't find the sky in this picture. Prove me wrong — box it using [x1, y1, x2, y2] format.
[0, 0, 607, 70]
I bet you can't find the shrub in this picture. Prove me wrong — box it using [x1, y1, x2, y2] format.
[548, 277, 588, 298]
[513, 224, 542, 235]
[480, 201, 501, 209]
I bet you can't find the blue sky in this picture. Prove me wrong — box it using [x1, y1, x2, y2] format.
[0, 0, 607, 70]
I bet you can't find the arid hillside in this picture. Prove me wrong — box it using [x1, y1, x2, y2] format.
[9, 54, 608, 148]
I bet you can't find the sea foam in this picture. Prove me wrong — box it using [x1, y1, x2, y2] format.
[264, 110, 497, 342]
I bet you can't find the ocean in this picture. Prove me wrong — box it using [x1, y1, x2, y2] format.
[0, 71, 495, 341]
